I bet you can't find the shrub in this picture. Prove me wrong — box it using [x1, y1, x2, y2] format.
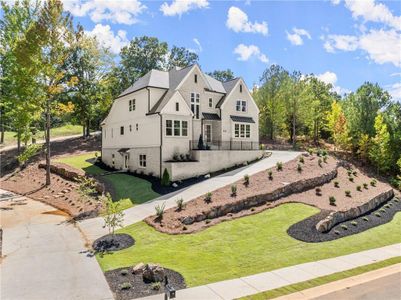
[259, 144, 266, 150]
[375, 212, 381, 217]
[316, 149, 322, 157]
[341, 224, 348, 230]
[362, 217, 369, 222]
[173, 153, 180, 161]
[120, 269, 129, 276]
[205, 219, 211, 224]
[268, 170, 273, 180]
[250, 207, 255, 212]
[351, 221, 358, 226]
[322, 150, 328, 156]
[315, 187, 322, 196]
[161, 168, 170, 186]
[329, 196, 336, 206]
[334, 181, 339, 188]
[384, 204, 391, 209]
[150, 282, 161, 290]
[345, 190, 351, 197]
[182, 226, 187, 231]
[356, 185, 362, 191]
[318, 158, 322, 167]
[120, 282, 132, 290]
[394, 197, 400, 202]
[363, 183, 368, 189]
[185, 153, 191, 161]
[297, 164, 302, 172]
[347, 170, 352, 176]
[17, 144, 42, 167]
[334, 230, 340, 235]
[370, 179, 377, 187]
[175, 198, 185, 211]
[155, 202, 166, 219]
[323, 156, 328, 163]
[299, 156, 304, 163]
[204, 192, 212, 203]
[353, 171, 358, 176]
[197, 134, 204, 150]
[244, 174, 250, 186]
[231, 185, 237, 197]
[276, 162, 283, 171]
[348, 176, 354, 182]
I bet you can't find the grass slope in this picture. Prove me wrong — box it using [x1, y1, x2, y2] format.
[239, 257, 401, 300]
[57, 152, 160, 210]
[1, 124, 83, 147]
[96, 203, 401, 287]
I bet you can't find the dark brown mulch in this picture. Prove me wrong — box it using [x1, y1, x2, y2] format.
[105, 267, 186, 300]
[287, 197, 401, 243]
[92, 234, 135, 252]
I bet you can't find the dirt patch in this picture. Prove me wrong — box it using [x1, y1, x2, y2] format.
[288, 197, 401, 242]
[145, 154, 338, 234]
[105, 266, 186, 300]
[0, 164, 101, 218]
[93, 234, 135, 252]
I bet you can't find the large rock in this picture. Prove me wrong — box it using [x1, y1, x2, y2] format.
[142, 264, 165, 283]
[132, 262, 145, 274]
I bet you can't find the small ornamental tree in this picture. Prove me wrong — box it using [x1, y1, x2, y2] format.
[16, 144, 42, 168]
[197, 134, 204, 150]
[102, 193, 125, 236]
[161, 168, 170, 186]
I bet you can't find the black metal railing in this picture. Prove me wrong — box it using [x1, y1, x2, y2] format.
[190, 140, 260, 151]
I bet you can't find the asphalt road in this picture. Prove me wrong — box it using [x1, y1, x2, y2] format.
[313, 272, 401, 300]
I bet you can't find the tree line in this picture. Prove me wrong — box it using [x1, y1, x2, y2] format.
[255, 64, 401, 186]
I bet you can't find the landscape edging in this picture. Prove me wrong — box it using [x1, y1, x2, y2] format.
[315, 189, 395, 232]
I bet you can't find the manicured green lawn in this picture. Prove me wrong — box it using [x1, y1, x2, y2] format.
[1, 124, 83, 147]
[56, 152, 160, 210]
[239, 256, 401, 300]
[96, 203, 401, 287]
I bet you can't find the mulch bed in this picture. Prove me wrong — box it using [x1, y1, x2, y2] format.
[287, 197, 401, 242]
[93, 233, 135, 252]
[0, 164, 101, 218]
[105, 267, 186, 300]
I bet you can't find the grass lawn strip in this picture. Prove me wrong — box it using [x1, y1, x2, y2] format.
[237, 257, 401, 300]
[96, 203, 401, 287]
[56, 152, 160, 211]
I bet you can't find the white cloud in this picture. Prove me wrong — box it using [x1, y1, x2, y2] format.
[286, 27, 311, 46]
[234, 44, 268, 63]
[386, 82, 401, 101]
[323, 29, 401, 67]
[63, 0, 146, 25]
[226, 7, 268, 36]
[317, 71, 338, 85]
[344, 0, 401, 31]
[193, 38, 202, 52]
[330, 0, 341, 5]
[160, 0, 209, 17]
[86, 24, 129, 54]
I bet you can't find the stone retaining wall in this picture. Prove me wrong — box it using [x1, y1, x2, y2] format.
[38, 163, 104, 194]
[181, 166, 339, 225]
[315, 189, 394, 232]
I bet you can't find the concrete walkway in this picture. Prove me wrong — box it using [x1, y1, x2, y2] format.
[139, 243, 401, 300]
[0, 190, 113, 300]
[78, 150, 300, 241]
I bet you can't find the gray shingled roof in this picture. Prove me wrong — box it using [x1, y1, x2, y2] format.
[118, 64, 243, 113]
[202, 113, 221, 120]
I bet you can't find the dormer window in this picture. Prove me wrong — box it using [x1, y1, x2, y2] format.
[240, 84, 243, 93]
[194, 74, 198, 83]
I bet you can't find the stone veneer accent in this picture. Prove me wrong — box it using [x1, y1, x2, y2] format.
[315, 189, 394, 232]
[180, 166, 339, 225]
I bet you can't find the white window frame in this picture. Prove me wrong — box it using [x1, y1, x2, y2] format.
[139, 154, 146, 168]
[234, 123, 251, 139]
[166, 120, 172, 136]
[204, 124, 212, 143]
[129, 100, 132, 111]
[182, 121, 188, 136]
[191, 92, 200, 119]
[132, 99, 136, 111]
[236, 100, 247, 112]
[166, 120, 188, 137]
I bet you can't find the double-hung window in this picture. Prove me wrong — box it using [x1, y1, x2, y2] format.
[129, 100, 132, 111]
[191, 93, 200, 119]
[234, 123, 251, 138]
[182, 121, 188, 136]
[235, 124, 240, 138]
[246, 125, 250, 138]
[166, 120, 173, 136]
[139, 154, 146, 168]
[174, 120, 180, 136]
[236, 100, 247, 112]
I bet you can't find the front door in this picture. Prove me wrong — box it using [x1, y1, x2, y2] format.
[204, 124, 212, 143]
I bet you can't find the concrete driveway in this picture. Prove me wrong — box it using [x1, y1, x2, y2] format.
[79, 150, 301, 241]
[0, 190, 113, 300]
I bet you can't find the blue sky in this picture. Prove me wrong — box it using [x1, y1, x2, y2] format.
[55, 1, 401, 100]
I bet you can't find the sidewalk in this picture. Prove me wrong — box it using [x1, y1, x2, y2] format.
[78, 150, 300, 241]
[139, 243, 401, 300]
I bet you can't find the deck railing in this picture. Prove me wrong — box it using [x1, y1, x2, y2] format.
[189, 140, 260, 151]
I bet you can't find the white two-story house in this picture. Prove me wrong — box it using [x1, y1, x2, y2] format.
[101, 64, 263, 180]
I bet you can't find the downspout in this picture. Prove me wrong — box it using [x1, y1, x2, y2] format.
[159, 113, 163, 178]
[147, 88, 150, 113]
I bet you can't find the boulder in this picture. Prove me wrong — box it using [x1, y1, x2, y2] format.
[204, 174, 210, 178]
[181, 216, 194, 225]
[142, 264, 165, 283]
[132, 262, 145, 274]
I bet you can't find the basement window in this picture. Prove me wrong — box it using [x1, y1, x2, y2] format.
[139, 154, 146, 168]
